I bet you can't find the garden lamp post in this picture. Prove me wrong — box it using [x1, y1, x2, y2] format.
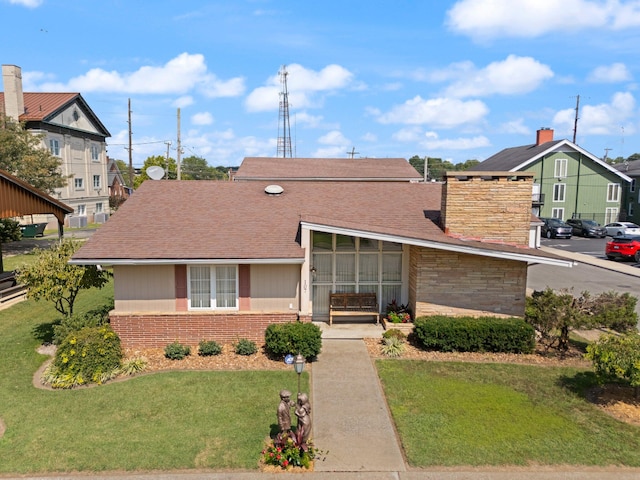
[293, 353, 305, 395]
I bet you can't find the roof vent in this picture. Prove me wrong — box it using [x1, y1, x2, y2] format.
[265, 184, 284, 195]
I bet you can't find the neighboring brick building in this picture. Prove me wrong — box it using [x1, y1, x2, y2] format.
[71, 158, 571, 348]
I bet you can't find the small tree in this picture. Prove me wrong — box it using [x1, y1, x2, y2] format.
[586, 333, 640, 398]
[16, 239, 111, 317]
[526, 288, 638, 354]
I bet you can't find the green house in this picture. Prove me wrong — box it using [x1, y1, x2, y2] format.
[469, 128, 632, 225]
[615, 160, 640, 225]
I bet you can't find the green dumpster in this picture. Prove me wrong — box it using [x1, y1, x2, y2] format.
[20, 223, 47, 238]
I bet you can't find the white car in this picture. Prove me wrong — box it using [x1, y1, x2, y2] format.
[604, 222, 640, 236]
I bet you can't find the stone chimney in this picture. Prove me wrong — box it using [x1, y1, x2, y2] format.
[2, 64, 25, 121]
[440, 171, 534, 246]
[536, 128, 553, 146]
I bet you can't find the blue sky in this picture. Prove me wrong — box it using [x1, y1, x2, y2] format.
[2, 0, 640, 168]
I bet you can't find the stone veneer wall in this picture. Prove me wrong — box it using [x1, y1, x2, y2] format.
[440, 172, 533, 246]
[408, 246, 527, 318]
[110, 312, 303, 348]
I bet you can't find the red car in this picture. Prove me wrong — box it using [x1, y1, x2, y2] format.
[605, 235, 640, 262]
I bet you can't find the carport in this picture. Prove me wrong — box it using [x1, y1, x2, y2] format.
[0, 168, 73, 273]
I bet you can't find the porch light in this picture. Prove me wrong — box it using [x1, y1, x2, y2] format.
[294, 353, 305, 395]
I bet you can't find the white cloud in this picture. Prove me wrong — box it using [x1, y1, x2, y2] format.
[191, 112, 214, 126]
[8, 0, 42, 7]
[361, 132, 377, 142]
[293, 111, 324, 128]
[588, 62, 632, 83]
[446, 0, 640, 40]
[553, 92, 636, 135]
[392, 127, 423, 142]
[245, 63, 354, 112]
[318, 130, 349, 145]
[173, 96, 194, 108]
[33, 53, 245, 97]
[443, 55, 553, 97]
[419, 132, 491, 150]
[499, 119, 531, 135]
[377, 96, 489, 128]
[313, 146, 350, 158]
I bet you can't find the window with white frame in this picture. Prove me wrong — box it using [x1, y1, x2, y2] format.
[631, 179, 636, 193]
[607, 183, 620, 202]
[74, 177, 84, 190]
[605, 207, 619, 224]
[90, 145, 99, 161]
[93, 175, 101, 189]
[49, 139, 60, 156]
[77, 204, 86, 216]
[553, 183, 566, 202]
[188, 265, 238, 310]
[629, 203, 634, 217]
[554, 158, 567, 179]
[95, 202, 103, 214]
[551, 207, 564, 219]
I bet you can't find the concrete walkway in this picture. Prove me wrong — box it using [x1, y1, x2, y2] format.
[311, 338, 405, 472]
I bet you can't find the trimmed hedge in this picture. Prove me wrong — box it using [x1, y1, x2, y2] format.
[413, 315, 535, 354]
[264, 322, 322, 360]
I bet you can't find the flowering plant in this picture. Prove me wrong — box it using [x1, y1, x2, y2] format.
[387, 311, 411, 323]
[262, 431, 318, 469]
[385, 299, 412, 323]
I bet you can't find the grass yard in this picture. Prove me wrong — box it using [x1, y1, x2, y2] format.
[2, 250, 41, 271]
[0, 282, 307, 474]
[377, 360, 640, 467]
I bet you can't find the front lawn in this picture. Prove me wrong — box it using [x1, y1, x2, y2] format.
[0, 283, 306, 474]
[377, 360, 640, 467]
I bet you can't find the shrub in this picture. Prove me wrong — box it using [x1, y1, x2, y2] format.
[52, 302, 113, 345]
[235, 338, 257, 356]
[198, 340, 223, 356]
[164, 342, 191, 360]
[586, 333, 640, 397]
[413, 315, 535, 354]
[118, 357, 148, 376]
[382, 328, 407, 342]
[50, 325, 122, 387]
[381, 336, 405, 357]
[526, 288, 638, 353]
[264, 322, 322, 360]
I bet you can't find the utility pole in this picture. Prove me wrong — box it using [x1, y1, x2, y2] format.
[572, 94, 580, 144]
[177, 108, 182, 180]
[164, 141, 171, 180]
[604, 148, 612, 163]
[127, 98, 133, 188]
[346, 147, 359, 158]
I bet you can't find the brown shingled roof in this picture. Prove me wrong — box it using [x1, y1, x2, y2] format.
[235, 157, 422, 181]
[72, 180, 569, 266]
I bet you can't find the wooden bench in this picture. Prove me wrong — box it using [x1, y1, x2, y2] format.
[329, 292, 379, 326]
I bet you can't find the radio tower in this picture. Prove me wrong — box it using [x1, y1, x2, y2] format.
[276, 65, 293, 158]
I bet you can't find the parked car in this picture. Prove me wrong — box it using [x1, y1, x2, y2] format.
[605, 235, 640, 262]
[603, 221, 640, 237]
[540, 217, 573, 239]
[565, 218, 607, 238]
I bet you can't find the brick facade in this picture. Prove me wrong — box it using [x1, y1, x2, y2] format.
[440, 172, 533, 246]
[110, 312, 302, 348]
[408, 246, 527, 318]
